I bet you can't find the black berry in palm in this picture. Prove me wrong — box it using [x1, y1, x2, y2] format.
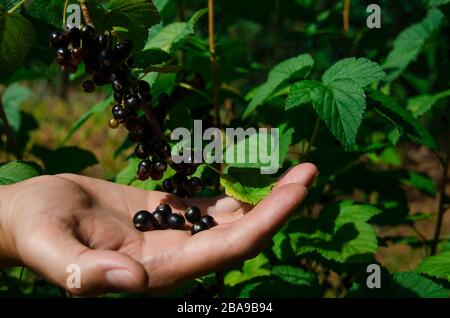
[167, 214, 185, 230]
[185, 206, 201, 223]
[199, 215, 215, 229]
[156, 204, 172, 215]
[191, 222, 209, 235]
[133, 210, 154, 232]
[153, 210, 168, 229]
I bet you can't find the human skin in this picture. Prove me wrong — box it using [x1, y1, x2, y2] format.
[0, 163, 317, 296]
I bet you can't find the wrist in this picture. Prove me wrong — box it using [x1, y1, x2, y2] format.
[0, 185, 20, 268]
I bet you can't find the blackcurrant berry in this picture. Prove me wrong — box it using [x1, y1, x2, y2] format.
[115, 39, 133, 58]
[152, 210, 168, 229]
[108, 118, 119, 129]
[82, 80, 95, 93]
[171, 187, 187, 198]
[124, 115, 140, 131]
[49, 31, 66, 48]
[112, 105, 128, 122]
[80, 25, 96, 41]
[56, 47, 70, 64]
[96, 34, 109, 48]
[137, 80, 152, 100]
[72, 47, 84, 60]
[99, 49, 115, 67]
[137, 170, 150, 181]
[138, 159, 153, 174]
[68, 27, 80, 44]
[150, 169, 163, 181]
[185, 206, 201, 223]
[167, 213, 185, 230]
[112, 79, 127, 92]
[154, 161, 167, 172]
[129, 129, 145, 142]
[191, 222, 208, 235]
[134, 143, 151, 159]
[188, 177, 202, 192]
[162, 179, 174, 192]
[156, 204, 172, 215]
[124, 95, 142, 112]
[113, 91, 123, 103]
[133, 210, 154, 232]
[199, 215, 215, 229]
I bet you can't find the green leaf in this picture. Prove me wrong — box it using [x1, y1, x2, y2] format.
[144, 8, 208, 53]
[407, 89, 450, 118]
[133, 49, 172, 69]
[383, 8, 444, 82]
[277, 124, 294, 166]
[349, 271, 449, 297]
[400, 171, 436, 196]
[32, 146, 98, 174]
[244, 54, 314, 117]
[290, 201, 382, 263]
[416, 251, 450, 281]
[63, 95, 113, 144]
[225, 254, 270, 287]
[368, 89, 437, 149]
[0, 9, 37, 75]
[322, 57, 386, 87]
[90, 0, 160, 51]
[311, 80, 366, 149]
[271, 266, 314, 286]
[423, 0, 450, 7]
[165, 102, 193, 131]
[0, 161, 40, 185]
[285, 80, 320, 110]
[220, 167, 276, 205]
[1, 83, 31, 133]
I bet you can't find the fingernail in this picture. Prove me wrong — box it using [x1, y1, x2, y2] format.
[105, 269, 136, 290]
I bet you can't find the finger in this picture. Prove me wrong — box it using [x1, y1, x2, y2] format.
[17, 225, 148, 296]
[227, 183, 307, 257]
[185, 163, 316, 215]
[275, 162, 318, 189]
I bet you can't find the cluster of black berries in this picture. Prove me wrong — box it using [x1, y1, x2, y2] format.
[186, 283, 218, 299]
[133, 204, 215, 235]
[49, 25, 203, 197]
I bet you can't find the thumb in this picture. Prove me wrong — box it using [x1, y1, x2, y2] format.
[17, 228, 148, 296]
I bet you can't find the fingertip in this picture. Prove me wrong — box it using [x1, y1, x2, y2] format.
[276, 163, 318, 189]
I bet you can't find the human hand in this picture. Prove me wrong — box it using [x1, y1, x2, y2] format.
[0, 163, 317, 296]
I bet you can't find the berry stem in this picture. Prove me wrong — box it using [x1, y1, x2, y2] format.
[0, 98, 21, 159]
[7, 0, 28, 14]
[79, 0, 94, 27]
[63, 0, 70, 26]
[208, 0, 221, 129]
[303, 117, 321, 161]
[141, 101, 163, 140]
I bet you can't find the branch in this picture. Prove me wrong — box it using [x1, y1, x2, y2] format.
[431, 129, 450, 255]
[7, 0, 28, 14]
[208, 0, 221, 129]
[141, 101, 163, 140]
[0, 99, 21, 159]
[343, 0, 351, 35]
[79, 0, 94, 27]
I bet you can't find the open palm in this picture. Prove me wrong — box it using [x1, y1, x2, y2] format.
[1, 163, 317, 295]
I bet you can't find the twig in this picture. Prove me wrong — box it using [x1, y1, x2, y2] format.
[7, 0, 28, 14]
[0, 99, 21, 158]
[343, 0, 351, 35]
[79, 0, 94, 27]
[430, 129, 450, 255]
[303, 117, 321, 160]
[141, 101, 163, 140]
[178, 82, 210, 100]
[177, 0, 185, 21]
[63, 0, 70, 26]
[216, 271, 226, 298]
[208, 0, 221, 129]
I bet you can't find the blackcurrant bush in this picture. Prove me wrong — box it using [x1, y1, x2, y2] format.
[199, 215, 215, 229]
[167, 213, 185, 230]
[152, 210, 168, 229]
[108, 118, 119, 129]
[156, 204, 172, 215]
[134, 143, 151, 159]
[82, 80, 95, 93]
[133, 210, 154, 232]
[185, 206, 201, 223]
[191, 222, 208, 235]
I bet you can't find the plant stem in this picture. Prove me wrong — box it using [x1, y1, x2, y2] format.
[141, 101, 163, 140]
[303, 117, 321, 160]
[343, 0, 351, 35]
[177, 0, 185, 21]
[208, 0, 221, 129]
[0, 99, 21, 159]
[7, 0, 28, 14]
[79, 0, 94, 27]
[216, 271, 226, 298]
[430, 129, 450, 255]
[178, 82, 210, 100]
[63, 0, 70, 26]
